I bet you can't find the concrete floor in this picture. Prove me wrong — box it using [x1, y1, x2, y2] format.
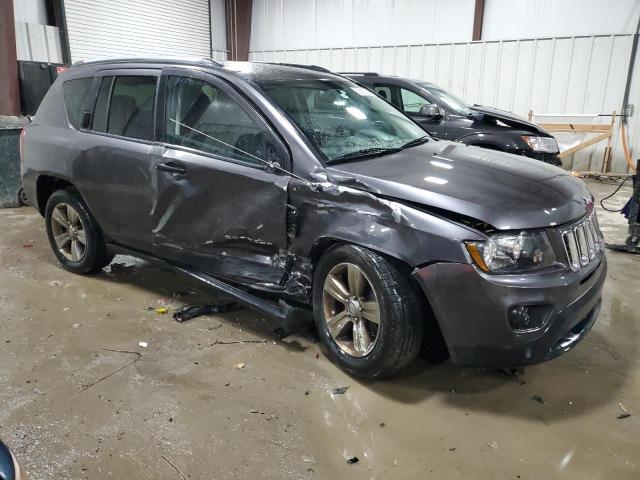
[0, 179, 638, 479]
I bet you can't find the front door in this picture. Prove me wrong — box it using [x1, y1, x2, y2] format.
[148, 70, 291, 285]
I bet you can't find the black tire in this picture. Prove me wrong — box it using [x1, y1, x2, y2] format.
[312, 244, 424, 378]
[45, 189, 113, 274]
[18, 188, 29, 207]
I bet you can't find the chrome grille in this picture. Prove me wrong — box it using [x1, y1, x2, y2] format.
[562, 211, 603, 272]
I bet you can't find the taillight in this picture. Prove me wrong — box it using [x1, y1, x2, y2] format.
[19, 128, 26, 162]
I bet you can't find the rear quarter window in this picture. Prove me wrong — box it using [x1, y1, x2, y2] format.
[62, 77, 93, 129]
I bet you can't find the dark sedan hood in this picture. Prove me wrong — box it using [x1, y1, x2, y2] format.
[470, 105, 548, 134]
[325, 141, 592, 230]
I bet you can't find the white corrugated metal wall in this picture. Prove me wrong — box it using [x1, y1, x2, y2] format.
[249, 0, 640, 173]
[250, 0, 640, 49]
[482, 0, 640, 40]
[250, 0, 475, 51]
[64, 0, 228, 62]
[13, 0, 63, 63]
[210, 0, 228, 55]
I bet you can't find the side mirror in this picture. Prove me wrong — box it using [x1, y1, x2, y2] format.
[80, 110, 92, 129]
[418, 104, 442, 119]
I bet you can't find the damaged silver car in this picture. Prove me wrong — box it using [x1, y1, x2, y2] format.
[21, 59, 606, 378]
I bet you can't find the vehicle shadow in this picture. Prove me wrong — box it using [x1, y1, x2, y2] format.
[94, 256, 315, 355]
[93, 256, 633, 423]
[355, 295, 635, 423]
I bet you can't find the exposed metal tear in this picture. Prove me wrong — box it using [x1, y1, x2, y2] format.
[224, 234, 274, 246]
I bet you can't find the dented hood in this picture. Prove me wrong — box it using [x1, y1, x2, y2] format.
[470, 105, 548, 134]
[325, 141, 592, 230]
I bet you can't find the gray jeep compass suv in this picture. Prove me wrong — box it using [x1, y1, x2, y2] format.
[21, 59, 606, 378]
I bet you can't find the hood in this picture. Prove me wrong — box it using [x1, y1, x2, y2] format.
[325, 141, 592, 230]
[470, 105, 548, 135]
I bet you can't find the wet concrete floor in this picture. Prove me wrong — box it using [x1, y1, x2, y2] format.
[0, 179, 638, 479]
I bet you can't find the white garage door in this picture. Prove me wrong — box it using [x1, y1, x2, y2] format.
[64, 0, 211, 63]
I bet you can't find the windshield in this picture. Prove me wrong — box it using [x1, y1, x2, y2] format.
[257, 78, 428, 163]
[421, 84, 473, 117]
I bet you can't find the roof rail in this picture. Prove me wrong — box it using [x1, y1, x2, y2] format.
[339, 72, 380, 76]
[260, 62, 331, 73]
[202, 57, 225, 67]
[70, 57, 224, 68]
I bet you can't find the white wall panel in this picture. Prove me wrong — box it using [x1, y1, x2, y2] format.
[13, 0, 64, 63]
[250, 0, 475, 51]
[14, 22, 31, 61]
[12, 0, 47, 24]
[252, 0, 639, 50]
[210, 0, 228, 52]
[15, 22, 63, 63]
[26, 22, 50, 62]
[250, 34, 640, 173]
[483, 0, 640, 40]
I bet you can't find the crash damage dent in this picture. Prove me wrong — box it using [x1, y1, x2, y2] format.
[282, 178, 486, 302]
[144, 151, 487, 304]
[148, 154, 292, 287]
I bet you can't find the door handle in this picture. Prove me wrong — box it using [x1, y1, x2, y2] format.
[156, 162, 187, 174]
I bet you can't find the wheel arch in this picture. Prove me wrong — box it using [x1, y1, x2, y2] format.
[306, 235, 449, 361]
[35, 175, 80, 216]
[308, 235, 413, 272]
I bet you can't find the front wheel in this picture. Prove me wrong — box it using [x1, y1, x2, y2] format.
[313, 245, 424, 378]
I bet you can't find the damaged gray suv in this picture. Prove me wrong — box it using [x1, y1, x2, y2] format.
[21, 59, 606, 378]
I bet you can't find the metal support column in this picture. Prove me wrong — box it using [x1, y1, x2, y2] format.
[0, 0, 20, 116]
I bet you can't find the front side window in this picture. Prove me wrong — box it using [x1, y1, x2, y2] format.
[374, 83, 434, 114]
[106, 76, 157, 140]
[400, 88, 434, 114]
[164, 75, 280, 168]
[62, 77, 93, 129]
[258, 78, 427, 163]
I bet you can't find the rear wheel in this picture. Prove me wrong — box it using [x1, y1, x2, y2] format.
[18, 188, 30, 207]
[45, 189, 113, 274]
[313, 244, 424, 378]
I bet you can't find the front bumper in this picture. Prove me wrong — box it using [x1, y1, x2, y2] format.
[526, 151, 562, 166]
[413, 254, 606, 367]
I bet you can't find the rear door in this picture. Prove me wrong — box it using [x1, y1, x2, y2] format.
[149, 68, 290, 285]
[74, 69, 162, 250]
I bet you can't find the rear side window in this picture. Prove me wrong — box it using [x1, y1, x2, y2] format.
[62, 77, 93, 129]
[106, 76, 157, 141]
[374, 86, 392, 101]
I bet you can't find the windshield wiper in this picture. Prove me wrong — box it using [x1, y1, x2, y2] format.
[328, 147, 401, 164]
[400, 135, 430, 150]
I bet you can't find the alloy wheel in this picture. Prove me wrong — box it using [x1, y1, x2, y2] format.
[322, 262, 381, 357]
[50, 203, 86, 262]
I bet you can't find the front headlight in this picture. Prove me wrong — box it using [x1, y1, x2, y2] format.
[521, 135, 558, 153]
[465, 231, 556, 273]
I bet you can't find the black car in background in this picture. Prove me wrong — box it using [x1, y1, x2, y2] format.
[344, 72, 561, 166]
